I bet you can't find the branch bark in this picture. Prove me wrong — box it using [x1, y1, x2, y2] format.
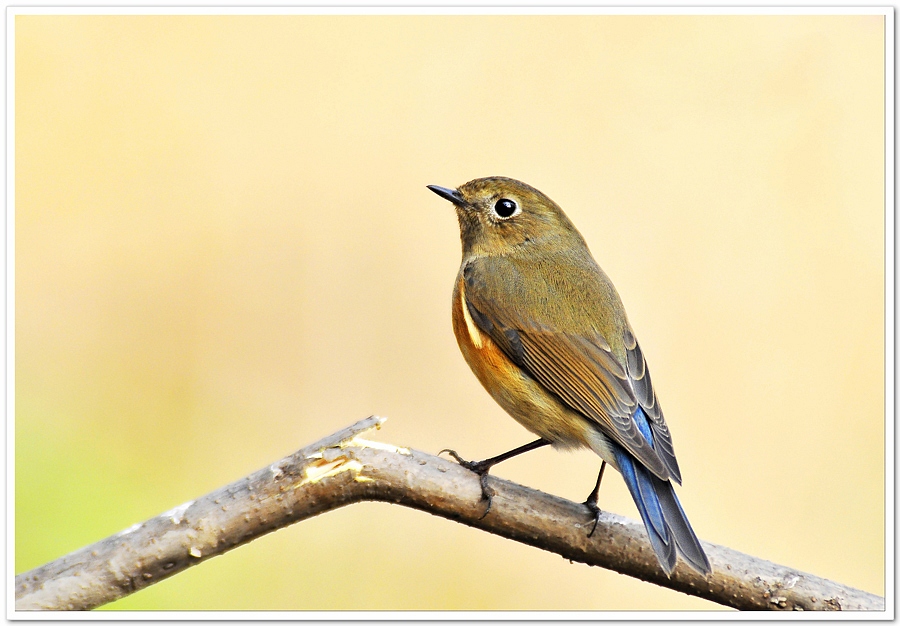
[15, 416, 885, 612]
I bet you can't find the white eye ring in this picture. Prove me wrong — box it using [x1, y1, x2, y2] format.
[492, 198, 520, 219]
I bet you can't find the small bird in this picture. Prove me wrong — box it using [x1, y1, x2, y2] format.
[428, 176, 711, 576]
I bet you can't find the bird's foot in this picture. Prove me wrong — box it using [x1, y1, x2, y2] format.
[440, 448, 496, 519]
[583, 498, 603, 538]
[440, 448, 493, 474]
[583, 460, 607, 537]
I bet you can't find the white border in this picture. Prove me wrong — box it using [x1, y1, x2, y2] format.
[3, 5, 897, 15]
[6, 5, 893, 620]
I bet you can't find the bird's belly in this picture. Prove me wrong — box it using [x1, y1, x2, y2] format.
[452, 278, 603, 454]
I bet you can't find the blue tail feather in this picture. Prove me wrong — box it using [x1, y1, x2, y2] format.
[612, 407, 711, 576]
[614, 446, 677, 575]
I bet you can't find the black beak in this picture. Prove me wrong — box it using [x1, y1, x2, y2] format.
[427, 184, 466, 207]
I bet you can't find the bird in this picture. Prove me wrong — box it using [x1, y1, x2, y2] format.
[428, 176, 711, 577]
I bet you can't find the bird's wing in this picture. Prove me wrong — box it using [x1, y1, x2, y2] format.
[462, 257, 681, 483]
[621, 328, 681, 483]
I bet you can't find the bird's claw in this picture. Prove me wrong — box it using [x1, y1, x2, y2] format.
[477, 473, 495, 519]
[439, 448, 470, 468]
[584, 499, 602, 538]
[439, 448, 489, 473]
[440, 448, 495, 517]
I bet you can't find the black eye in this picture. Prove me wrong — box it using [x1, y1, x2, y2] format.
[494, 198, 518, 218]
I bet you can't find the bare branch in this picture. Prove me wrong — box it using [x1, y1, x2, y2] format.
[15, 416, 885, 612]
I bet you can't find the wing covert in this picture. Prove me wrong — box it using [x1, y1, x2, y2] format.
[461, 258, 681, 483]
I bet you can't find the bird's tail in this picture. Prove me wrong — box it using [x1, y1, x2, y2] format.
[614, 447, 712, 576]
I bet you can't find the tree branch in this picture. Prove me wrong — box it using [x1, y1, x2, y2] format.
[15, 416, 885, 612]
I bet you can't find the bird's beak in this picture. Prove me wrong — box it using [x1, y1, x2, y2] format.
[427, 185, 466, 207]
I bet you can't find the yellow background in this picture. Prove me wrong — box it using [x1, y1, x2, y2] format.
[15, 14, 885, 610]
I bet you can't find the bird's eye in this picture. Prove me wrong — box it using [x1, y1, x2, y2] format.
[493, 198, 519, 219]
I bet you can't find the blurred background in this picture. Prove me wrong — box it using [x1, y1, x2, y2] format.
[15, 14, 885, 611]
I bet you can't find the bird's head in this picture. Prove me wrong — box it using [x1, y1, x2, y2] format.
[428, 176, 586, 258]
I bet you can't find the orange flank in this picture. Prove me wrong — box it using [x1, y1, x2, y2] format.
[451, 276, 517, 396]
[451, 276, 593, 449]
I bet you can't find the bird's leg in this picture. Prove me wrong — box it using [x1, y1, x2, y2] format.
[584, 461, 608, 537]
[440, 438, 550, 518]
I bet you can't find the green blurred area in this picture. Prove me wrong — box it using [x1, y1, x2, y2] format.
[15, 14, 885, 610]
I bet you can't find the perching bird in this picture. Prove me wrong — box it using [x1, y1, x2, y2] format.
[428, 176, 711, 576]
